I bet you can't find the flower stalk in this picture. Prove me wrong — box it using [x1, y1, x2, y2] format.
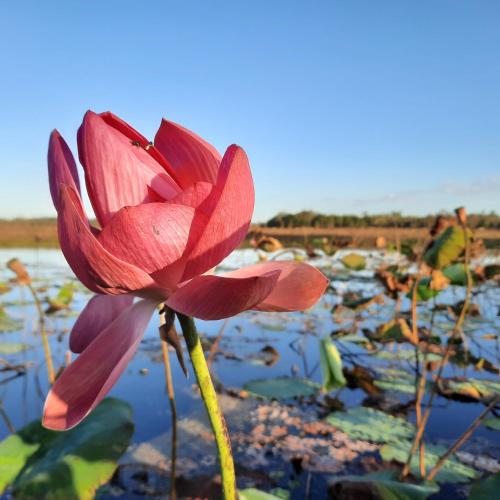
[177, 313, 236, 499]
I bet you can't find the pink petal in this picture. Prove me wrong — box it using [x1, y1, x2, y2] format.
[57, 185, 158, 296]
[181, 145, 255, 281]
[166, 270, 280, 320]
[77, 111, 181, 225]
[70, 294, 134, 354]
[99, 112, 181, 184]
[225, 261, 329, 312]
[47, 130, 81, 212]
[98, 203, 194, 275]
[170, 181, 213, 209]
[43, 299, 158, 430]
[154, 119, 221, 189]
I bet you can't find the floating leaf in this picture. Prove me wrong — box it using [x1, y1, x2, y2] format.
[380, 441, 477, 483]
[343, 294, 383, 311]
[239, 488, 283, 500]
[468, 473, 500, 499]
[326, 407, 414, 443]
[406, 277, 441, 302]
[0, 342, 30, 355]
[46, 283, 75, 314]
[443, 263, 468, 286]
[0, 398, 134, 498]
[329, 471, 439, 500]
[439, 378, 500, 402]
[424, 226, 473, 270]
[373, 318, 414, 343]
[341, 253, 366, 271]
[374, 369, 423, 394]
[0, 306, 22, 332]
[0, 282, 11, 295]
[374, 349, 442, 363]
[248, 345, 280, 367]
[243, 377, 320, 400]
[319, 337, 346, 391]
[483, 418, 500, 431]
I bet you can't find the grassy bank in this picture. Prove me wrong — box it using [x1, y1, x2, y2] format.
[1, 219, 499, 249]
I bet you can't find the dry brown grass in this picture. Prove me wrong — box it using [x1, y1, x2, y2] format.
[0, 219, 499, 249]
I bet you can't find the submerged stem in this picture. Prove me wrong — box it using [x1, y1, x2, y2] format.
[177, 314, 236, 499]
[161, 339, 177, 500]
[27, 283, 55, 385]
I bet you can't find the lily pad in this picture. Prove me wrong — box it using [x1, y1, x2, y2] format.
[483, 418, 500, 431]
[424, 226, 473, 270]
[373, 349, 442, 363]
[380, 441, 477, 483]
[468, 473, 500, 499]
[0, 342, 30, 355]
[341, 253, 366, 271]
[243, 377, 320, 400]
[439, 378, 500, 402]
[406, 278, 440, 302]
[329, 471, 439, 500]
[239, 488, 283, 500]
[0, 306, 22, 332]
[374, 369, 422, 394]
[373, 318, 413, 343]
[46, 283, 75, 314]
[319, 337, 346, 391]
[0, 398, 134, 499]
[443, 263, 468, 286]
[326, 407, 414, 443]
[343, 294, 383, 310]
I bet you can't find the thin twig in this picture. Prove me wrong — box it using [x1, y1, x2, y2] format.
[161, 339, 177, 500]
[401, 215, 472, 478]
[27, 283, 55, 385]
[426, 396, 500, 481]
[207, 319, 230, 368]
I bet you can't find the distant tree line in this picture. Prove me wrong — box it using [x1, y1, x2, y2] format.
[265, 211, 500, 229]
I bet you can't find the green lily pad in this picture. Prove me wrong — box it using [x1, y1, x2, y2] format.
[440, 378, 500, 401]
[0, 342, 30, 355]
[0, 306, 22, 332]
[239, 488, 283, 500]
[406, 277, 441, 302]
[373, 349, 442, 363]
[424, 226, 473, 270]
[0, 398, 134, 499]
[374, 369, 423, 394]
[319, 337, 346, 391]
[341, 253, 366, 271]
[380, 441, 477, 483]
[243, 377, 320, 400]
[373, 318, 413, 343]
[46, 283, 75, 314]
[483, 418, 500, 431]
[329, 471, 439, 500]
[326, 407, 414, 443]
[343, 294, 382, 310]
[443, 263, 469, 286]
[468, 473, 500, 499]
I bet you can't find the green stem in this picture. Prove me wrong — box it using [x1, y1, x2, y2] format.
[177, 314, 236, 499]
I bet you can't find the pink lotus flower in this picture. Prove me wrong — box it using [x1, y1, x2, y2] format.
[44, 111, 328, 430]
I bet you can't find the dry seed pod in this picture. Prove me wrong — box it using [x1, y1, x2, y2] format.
[7, 258, 31, 285]
[429, 215, 449, 237]
[455, 206, 467, 226]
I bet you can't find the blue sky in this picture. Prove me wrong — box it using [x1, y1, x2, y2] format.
[1, 1, 499, 221]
